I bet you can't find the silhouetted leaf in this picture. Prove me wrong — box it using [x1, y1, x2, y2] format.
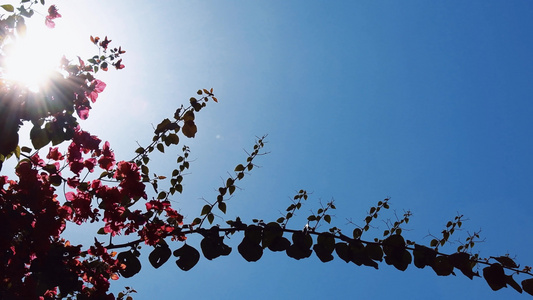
[493, 256, 519, 269]
[30, 125, 50, 149]
[182, 120, 197, 138]
[201, 205, 211, 216]
[413, 244, 437, 269]
[313, 233, 335, 262]
[155, 118, 171, 134]
[522, 278, 533, 296]
[262, 222, 283, 248]
[506, 275, 523, 294]
[286, 231, 313, 260]
[117, 251, 141, 278]
[449, 252, 478, 279]
[352, 228, 362, 239]
[244, 225, 263, 244]
[382, 235, 410, 270]
[268, 236, 291, 252]
[183, 110, 195, 122]
[149, 244, 171, 269]
[324, 214, 331, 223]
[199, 227, 231, 260]
[173, 244, 200, 271]
[432, 255, 454, 276]
[238, 237, 263, 262]
[165, 133, 180, 146]
[365, 243, 383, 262]
[483, 263, 507, 291]
[218, 201, 227, 214]
[335, 243, 351, 263]
[384, 249, 411, 271]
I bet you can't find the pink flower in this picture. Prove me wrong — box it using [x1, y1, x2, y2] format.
[45, 5, 61, 28]
[48, 5, 62, 19]
[87, 79, 106, 103]
[47, 147, 64, 161]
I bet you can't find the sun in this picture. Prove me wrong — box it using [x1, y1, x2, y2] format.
[1, 17, 68, 92]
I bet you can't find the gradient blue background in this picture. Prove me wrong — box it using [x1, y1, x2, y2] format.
[13, 1, 533, 299]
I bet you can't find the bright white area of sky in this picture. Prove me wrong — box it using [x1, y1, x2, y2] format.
[4, 1, 533, 299]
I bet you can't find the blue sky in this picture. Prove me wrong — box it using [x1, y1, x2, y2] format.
[10, 1, 533, 299]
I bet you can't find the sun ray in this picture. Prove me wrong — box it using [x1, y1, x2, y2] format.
[1, 16, 68, 92]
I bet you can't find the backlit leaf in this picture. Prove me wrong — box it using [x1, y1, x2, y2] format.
[1, 5, 14, 12]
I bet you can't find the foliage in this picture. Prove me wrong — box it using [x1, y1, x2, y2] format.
[0, 1, 532, 299]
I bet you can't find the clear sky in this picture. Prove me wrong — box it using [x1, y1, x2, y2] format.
[11, 1, 533, 299]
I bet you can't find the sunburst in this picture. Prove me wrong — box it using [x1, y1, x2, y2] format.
[1, 17, 66, 92]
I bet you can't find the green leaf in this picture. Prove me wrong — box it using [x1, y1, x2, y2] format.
[207, 213, 214, 224]
[20, 146, 32, 153]
[234, 164, 245, 172]
[157, 191, 167, 200]
[14, 145, 20, 160]
[324, 215, 331, 223]
[30, 125, 50, 149]
[156, 143, 164, 153]
[1, 5, 14, 12]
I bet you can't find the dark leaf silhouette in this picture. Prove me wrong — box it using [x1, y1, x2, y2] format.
[173, 244, 200, 271]
[483, 264, 507, 291]
[117, 251, 142, 278]
[149, 243, 171, 269]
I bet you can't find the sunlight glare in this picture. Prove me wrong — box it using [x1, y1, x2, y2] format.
[2, 21, 68, 92]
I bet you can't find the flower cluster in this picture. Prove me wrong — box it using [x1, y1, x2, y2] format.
[0, 3, 193, 299]
[45, 5, 61, 28]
